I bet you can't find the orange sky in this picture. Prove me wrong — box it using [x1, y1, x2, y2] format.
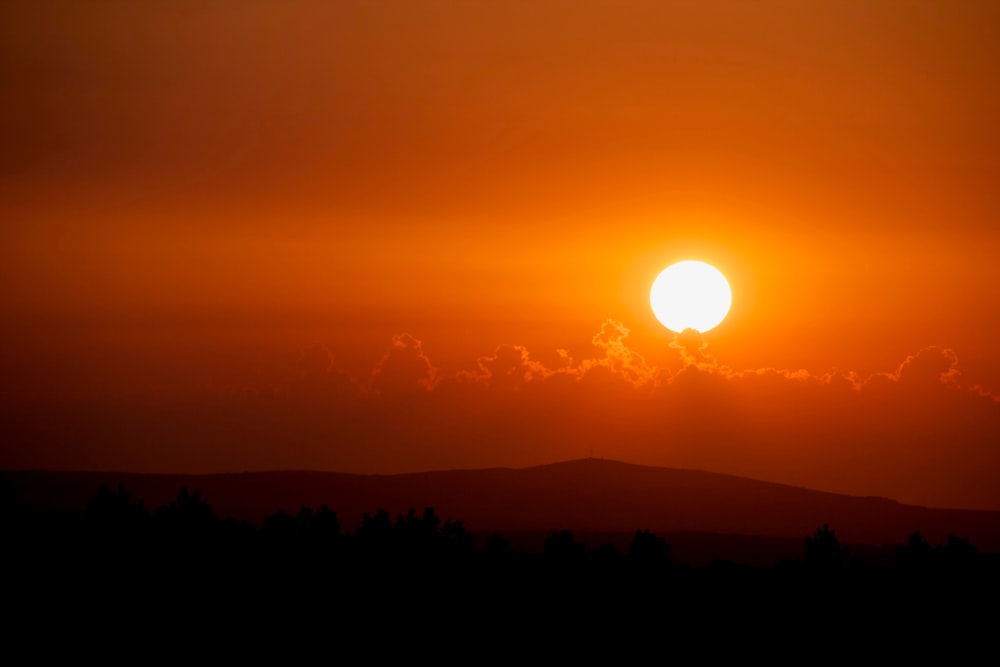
[2, 1, 999, 509]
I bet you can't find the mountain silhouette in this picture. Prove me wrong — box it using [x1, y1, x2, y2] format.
[4, 458, 999, 556]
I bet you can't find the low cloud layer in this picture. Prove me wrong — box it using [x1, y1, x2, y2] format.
[3, 320, 998, 510]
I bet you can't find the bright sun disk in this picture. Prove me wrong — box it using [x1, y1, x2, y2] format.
[650, 260, 732, 334]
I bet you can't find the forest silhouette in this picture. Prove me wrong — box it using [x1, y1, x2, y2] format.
[5, 479, 999, 645]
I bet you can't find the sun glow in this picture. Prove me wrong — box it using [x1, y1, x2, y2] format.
[650, 261, 732, 334]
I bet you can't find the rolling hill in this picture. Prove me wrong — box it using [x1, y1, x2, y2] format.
[5, 458, 999, 559]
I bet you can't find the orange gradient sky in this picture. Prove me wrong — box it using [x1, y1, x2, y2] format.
[2, 1, 999, 509]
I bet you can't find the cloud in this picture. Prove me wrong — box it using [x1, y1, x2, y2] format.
[459, 344, 552, 392]
[298, 343, 335, 379]
[971, 385, 1000, 403]
[370, 334, 438, 397]
[4, 319, 998, 510]
[887, 346, 961, 389]
[668, 328, 712, 368]
[578, 320, 659, 388]
[343, 323, 1000, 508]
[290, 344, 357, 402]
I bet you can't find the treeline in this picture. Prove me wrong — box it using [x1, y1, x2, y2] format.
[5, 483, 998, 572]
[4, 483, 999, 636]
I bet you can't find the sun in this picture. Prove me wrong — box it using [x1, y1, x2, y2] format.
[650, 260, 732, 334]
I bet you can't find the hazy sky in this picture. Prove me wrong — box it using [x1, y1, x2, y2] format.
[2, 1, 999, 509]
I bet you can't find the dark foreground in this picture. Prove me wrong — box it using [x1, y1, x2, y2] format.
[4, 484, 998, 654]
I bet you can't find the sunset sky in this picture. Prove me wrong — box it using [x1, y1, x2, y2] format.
[2, 1, 999, 510]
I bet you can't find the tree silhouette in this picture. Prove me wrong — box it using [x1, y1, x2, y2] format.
[896, 531, 933, 571]
[629, 529, 671, 566]
[155, 487, 215, 524]
[355, 508, 393, 557]
[591, 542, 624, 567]
[261, 508, 298, 542]
[151, 486, 219, 554]
[262, 505, 342, 551]
[937, 534, 978, 572]
[544, 530, 586, 563]
[84, 483, 150, 571]
[804, 524, 848, 570]
[394, 507, 441, 554]
[86, 483, 148, 534]
[307, 504, 342, 550]
[440, 518, 474, 557]
[484, 533, 511, 559]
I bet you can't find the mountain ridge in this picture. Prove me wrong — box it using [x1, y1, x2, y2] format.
[4, 458, 998, 551]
